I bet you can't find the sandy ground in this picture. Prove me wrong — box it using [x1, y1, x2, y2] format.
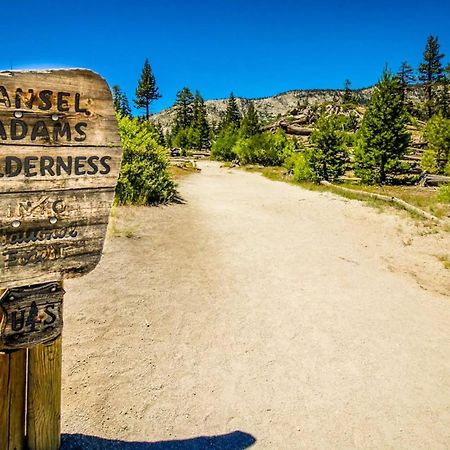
[61, 161, 450, 449]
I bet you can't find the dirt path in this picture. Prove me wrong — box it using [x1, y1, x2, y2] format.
[61, 161, 450, 449]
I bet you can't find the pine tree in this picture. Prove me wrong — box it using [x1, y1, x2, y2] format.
[112, 85, 132, 117]
[438, 64, 450, 119]
[173, 87, 194, 130]
[240, 101, 261, 138]
[310, 114, 349, 181]
[191, 91, 210, 149]
[422, 114, 450, 173]
[397, 61, 415, 104]
[223, 92, 241, 129]
[134, 59, 161, 120]
[342, 79, 355, 105]
[355, 70, 410, 184]
[418, 36, 445, 119]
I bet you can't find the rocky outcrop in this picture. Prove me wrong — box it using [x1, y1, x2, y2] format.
[151, 87, 374, 132]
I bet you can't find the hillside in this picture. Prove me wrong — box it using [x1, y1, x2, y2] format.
[151, 87, 374, 132]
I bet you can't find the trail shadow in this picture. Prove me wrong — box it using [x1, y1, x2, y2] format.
[61, 430, 256, 449]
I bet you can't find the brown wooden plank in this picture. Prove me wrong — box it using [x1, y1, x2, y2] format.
[27, 336, 62, 450]
[0, 187, 114, 231]
[0, 69, 122, 288]
[0, 235, 107, 288]
[0, 146, 121, 192]
[0, 69, 120, 147]
[0, 347, 26, 450]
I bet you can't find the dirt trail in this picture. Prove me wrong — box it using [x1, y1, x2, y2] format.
[61, 161, 450, 449]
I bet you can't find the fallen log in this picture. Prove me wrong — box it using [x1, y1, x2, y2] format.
[419, 174, 450, 187]
[320, 181, 443, 223]
[285, 125, 313, 136]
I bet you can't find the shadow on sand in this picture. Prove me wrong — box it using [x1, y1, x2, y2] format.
[61, 430, 256, 449]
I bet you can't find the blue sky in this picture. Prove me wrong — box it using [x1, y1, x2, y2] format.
[2, 0, 450, 113]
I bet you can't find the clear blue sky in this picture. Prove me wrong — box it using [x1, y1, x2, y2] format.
[2, 0, 450, 113]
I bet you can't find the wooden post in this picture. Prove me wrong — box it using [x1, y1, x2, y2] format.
[27, 336, 62, 450]
[0, 349, 27, 450]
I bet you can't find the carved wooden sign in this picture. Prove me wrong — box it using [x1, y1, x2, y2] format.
[0, 69, 122, 290]
[0, 282, 64, 349]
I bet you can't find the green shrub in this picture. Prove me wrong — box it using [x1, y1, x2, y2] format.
[115, 115, 176, 205]
[234, 130, 294, 166]
[289, 151, 315, 182]
[421, 148, 439, 174]
[438, 184, 450, 203]
[211, 127, 239, 161]
[422, 114, 450, 174]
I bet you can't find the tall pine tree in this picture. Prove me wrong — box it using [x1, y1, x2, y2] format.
[222, 92, 241, 129]
[191, 91, 210, 149]
[342, 79, 356, 105]
[438, 64, 450, 119]
[135, 59, 161, 120]
[112, 85, 132, 117]
[418, 36, 445, 119]
[397, 61, 415, 105]
[355, 70, 410, 184]
[240, 101, 261, 137]
[173, 87, 194, 130]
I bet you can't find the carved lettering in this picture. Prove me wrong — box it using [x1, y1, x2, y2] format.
[0, 283, 64, 350]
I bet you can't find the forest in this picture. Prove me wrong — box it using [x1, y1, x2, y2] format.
[112, 35, 450, 216]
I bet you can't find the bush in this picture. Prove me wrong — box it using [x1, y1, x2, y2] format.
[438, 184, 450, 203]
[115, 116, 176, 205]
[287, 151, 315, 182]
[421, 147, 439, 174]
[234, 130, 294, 166]
[211, 127, 239, 161]
[422, 114, 450, 174]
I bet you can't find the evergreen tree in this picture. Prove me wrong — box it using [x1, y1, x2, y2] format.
[134, 59, 161, 120]
[437, 64, 450, 119]
[422, 114, 450, 174]
[173, 87, 194, 130]
[397, 61, 415, 104]
[418, 36, 445, 119]
[355, 70, 410, 184]
[309, 114, 349, 181]
[112, 85, 132, 117]
[191, 91, 210, 149]
[153, 122, 166, 146]
[223, 92, 241, 129]
[240, 101, 261, 138]
[342, 79, 356, 105]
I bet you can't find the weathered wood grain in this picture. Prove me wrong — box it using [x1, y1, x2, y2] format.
[27, 336, 62, 450]
[0, 146, 121, 192]
[0, 347, 27, 450]
[0, 283, 64, 350]
[0, 69, 122, 289]
[0, 69, 120, 147]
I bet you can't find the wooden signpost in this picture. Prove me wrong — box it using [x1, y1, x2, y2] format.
[0, 69, 122, 450]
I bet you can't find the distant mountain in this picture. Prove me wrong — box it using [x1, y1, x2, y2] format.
[150, 88, 374, 132]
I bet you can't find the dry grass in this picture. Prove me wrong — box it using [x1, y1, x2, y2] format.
[169, 160, 200, 179]
[436, 254, 450, 270]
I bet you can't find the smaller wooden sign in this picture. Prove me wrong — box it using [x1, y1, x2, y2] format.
[0, 282, 64, 350]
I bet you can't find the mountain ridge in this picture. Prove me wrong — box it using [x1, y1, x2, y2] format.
[150, 87, 375, 132]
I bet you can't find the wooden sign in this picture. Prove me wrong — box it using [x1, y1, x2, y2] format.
[0, 282, 64, 349]
[0, 69, 122, 289]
